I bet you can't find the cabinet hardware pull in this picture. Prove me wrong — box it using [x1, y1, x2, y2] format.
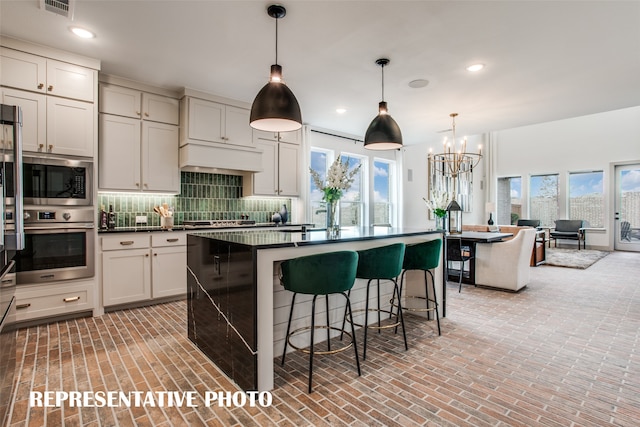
[153, 253, 157, 256]
[144, 112, 149, 117]
[63, 296, 81, 303]
[48, 144, 53, 152]
[38, 83, 44, 89]
[48, 85, 54, 91]
[136, 183, 140, 187]
[119, 241, 135, 245]
[39, 144, 44, 151]
[16, 303, 31, 309]
[166, 238, 179, 242]
[145, 253, 149, 257]
[136, 111, 141, 116]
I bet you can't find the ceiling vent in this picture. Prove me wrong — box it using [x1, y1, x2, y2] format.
[40, 0, 75, 19]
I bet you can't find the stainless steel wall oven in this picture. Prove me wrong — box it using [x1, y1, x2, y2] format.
[12, 207, 94, 284]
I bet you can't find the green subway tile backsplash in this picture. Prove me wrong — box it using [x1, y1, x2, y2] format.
[98, 171, 291, 228]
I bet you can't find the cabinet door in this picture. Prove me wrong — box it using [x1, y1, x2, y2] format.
[1, 88, 46, 152]
[142, 93, 179, 125]
[47, 97, 94, 157]
[252, 138, 278, 195]
[224, 105, 252, 147]
[187, 97, 224, 143]
[99, 84, 141, 118]
[141, 121, 180, 192]
[46, 59, 95, 102]
[102, 249, 151, 306]
[152, 246, 186, 298]
[278, 142, 301, 196]
[278, 129, 302, 145]
[99, 115, 141, 190]
[0, 47, 47, 94]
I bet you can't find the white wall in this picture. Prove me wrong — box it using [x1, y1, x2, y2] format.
[403, 106, 640, 249]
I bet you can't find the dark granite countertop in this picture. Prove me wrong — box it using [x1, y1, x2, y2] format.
[188, 227, 443, 249]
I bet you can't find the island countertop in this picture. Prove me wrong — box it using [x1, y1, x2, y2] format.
[189, 227, 443, 248]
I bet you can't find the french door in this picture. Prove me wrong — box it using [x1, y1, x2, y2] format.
[614, 164, 640, 252]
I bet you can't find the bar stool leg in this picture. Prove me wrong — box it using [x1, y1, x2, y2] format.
[427, 269, 441, 336]
[393, 278, 408, 350]
[376, 279, 382, 333]
[363, 279, 373, 360]
[342, 292, 361, 377]
[309, 295, 317, 393]
[325, 295, 331, 352]
[339, 290, 350, 341]
[281, 293, 297, 366]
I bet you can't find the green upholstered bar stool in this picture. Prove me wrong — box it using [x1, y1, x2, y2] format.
[393, 239, 442, 336]
[280, 251, 361, 393]
[342, 242, 407, 360]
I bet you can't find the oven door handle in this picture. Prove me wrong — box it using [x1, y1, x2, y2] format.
[24, 224, 95, 231]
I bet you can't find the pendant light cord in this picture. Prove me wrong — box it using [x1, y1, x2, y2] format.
[381, 63, 385, 101]
[275, 15, 279, 64]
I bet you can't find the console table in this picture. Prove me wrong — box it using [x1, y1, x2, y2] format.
[446, 232, 513, 285]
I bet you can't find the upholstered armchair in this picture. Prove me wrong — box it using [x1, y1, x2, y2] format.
[475, 228, 537, 292]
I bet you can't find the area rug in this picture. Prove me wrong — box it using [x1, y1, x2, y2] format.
[544, 248, 610, 269]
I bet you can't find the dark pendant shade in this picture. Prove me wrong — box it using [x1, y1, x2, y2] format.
[364, 102, 403, 150]
[250, 77, 302, 132]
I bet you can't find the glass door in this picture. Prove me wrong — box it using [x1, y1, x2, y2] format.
[614, 164, 640, 251]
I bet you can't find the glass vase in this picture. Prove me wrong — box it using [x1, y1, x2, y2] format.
[326, 200, 340, 239]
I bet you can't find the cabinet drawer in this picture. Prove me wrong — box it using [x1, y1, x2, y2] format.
[15, 281, 93, 322]
[101, 234, 150, 251]
[151, 232, 186, 247]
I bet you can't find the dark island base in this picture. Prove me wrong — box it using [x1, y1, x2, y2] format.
[187, 236, 257, 390]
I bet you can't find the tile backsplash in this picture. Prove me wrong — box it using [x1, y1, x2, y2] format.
[98, 171, 291, 228]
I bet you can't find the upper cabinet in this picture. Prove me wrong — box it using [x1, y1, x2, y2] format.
[0, 47, 95, 102]
[98, 82, 180, 193]
[243, 129, 302, 197]
[178, 89, 262, 172]
[181, 96, 252, 147]
[0, 41, 99, 158]
[99, 84, 179, 124]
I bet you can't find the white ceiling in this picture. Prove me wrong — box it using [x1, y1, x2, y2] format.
[1, 0, 639, 145]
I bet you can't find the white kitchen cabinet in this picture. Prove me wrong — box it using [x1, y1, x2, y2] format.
[99, 83, 179, 125]
[0, 87, 93, 156]
[181, 96, 252, 147]
[244, 137, 301, 197]
[14, 278, 95, 323]
[46, 96, 95, 157]
[101, 232, 186, 307]
[0, 87, 46, 151]
[99, 107, 179, 193]
[0, 47, 96, 102]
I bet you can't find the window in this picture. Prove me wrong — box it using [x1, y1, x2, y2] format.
[339, 153, 364, 228]
[529, 174, 559, 227]
[373, 159, 394, 226]
[497, 176, 521, 224]
[569, 171, 604, 227]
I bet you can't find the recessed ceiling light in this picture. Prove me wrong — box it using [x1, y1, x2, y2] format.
[466, 63, 485, 72]
[336, 108, 347, 114]
[408, 79, 429, 89]
[70, 27, 95, 39]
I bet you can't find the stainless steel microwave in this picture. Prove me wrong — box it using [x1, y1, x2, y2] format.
[4, 155, 93, 207]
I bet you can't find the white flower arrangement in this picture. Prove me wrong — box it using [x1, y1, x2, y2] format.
[309, 156, 361, 203]
[423, 189, 451, 218]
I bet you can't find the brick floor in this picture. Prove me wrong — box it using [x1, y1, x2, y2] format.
[5, 251, 640, 426]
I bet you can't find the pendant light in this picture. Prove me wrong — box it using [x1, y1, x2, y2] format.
[250, 4, 302, 132]
[364, 58, 403, 150]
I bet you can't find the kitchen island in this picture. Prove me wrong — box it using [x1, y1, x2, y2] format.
[187, 227, 443, 391]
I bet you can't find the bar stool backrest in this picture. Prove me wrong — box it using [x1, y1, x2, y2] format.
[280, 251, 358, 295]
[356, 243, 406, 280]
[403, 239, 442, 271]
[447, 237, 469, 262]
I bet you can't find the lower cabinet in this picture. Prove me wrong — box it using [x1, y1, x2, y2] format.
[101, 232, 186, 307]
[14, 278, 95, 323]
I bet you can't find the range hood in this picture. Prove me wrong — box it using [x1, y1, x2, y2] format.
[179, 142, 263, 174]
